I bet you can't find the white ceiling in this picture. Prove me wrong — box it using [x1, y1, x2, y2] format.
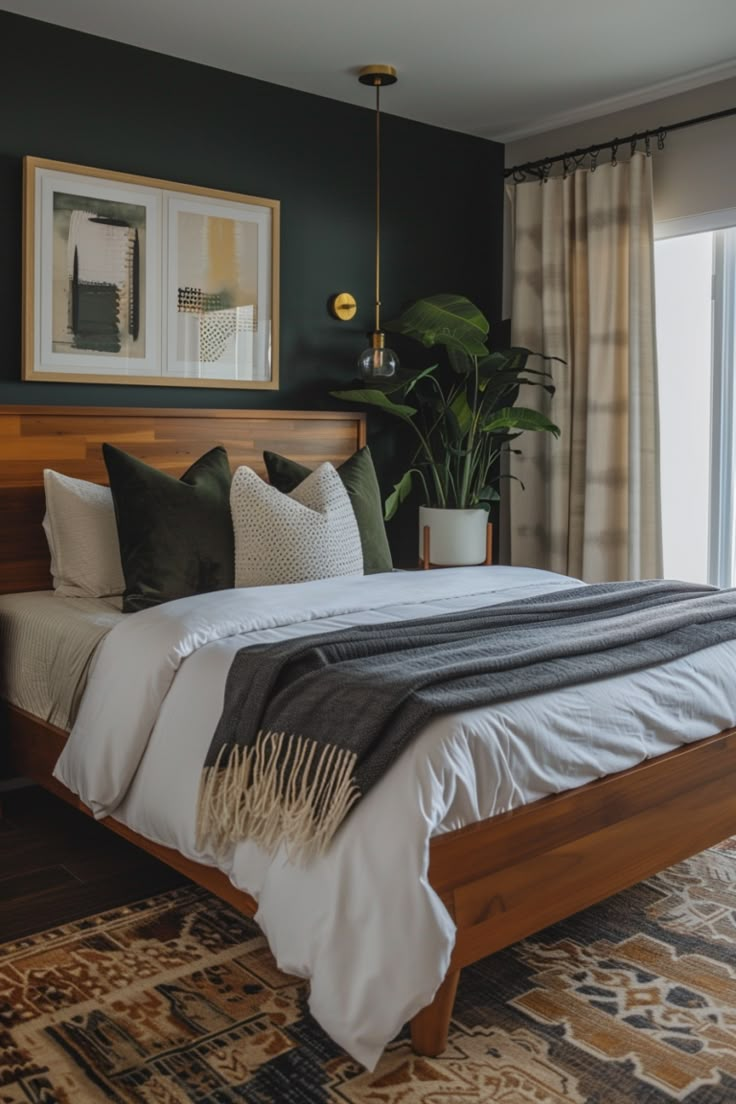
[4, 0, 736, 141]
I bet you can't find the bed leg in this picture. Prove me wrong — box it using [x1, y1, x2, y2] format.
[409, 968, 460, 1056]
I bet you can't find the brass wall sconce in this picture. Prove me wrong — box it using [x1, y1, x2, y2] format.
[328, 292, 358, 321]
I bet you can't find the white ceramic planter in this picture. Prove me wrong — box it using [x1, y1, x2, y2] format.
[419, 506, 489, 566]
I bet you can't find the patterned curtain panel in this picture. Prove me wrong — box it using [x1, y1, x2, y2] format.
[507, 153, 662, 581]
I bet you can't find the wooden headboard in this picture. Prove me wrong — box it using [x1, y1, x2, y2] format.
[0, 405, 366, 595]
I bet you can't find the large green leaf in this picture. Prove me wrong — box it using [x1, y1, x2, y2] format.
[479, 370, 555, 399]
[483, 369, 554, 387]
[385, 294, 489, 357]
[496, 345, 565, 365]
[330, 389, 417, 422]
[403, 362, 439, 397]
[449, 390, 473, 437]
[480, 407, 560, 437]
[384, 468, 415, 521]
[447, 345, 473, 375]
[477, 351, 555, 400]
[479, 349, 530, 376]
[443, 404, 464, 445]
[478, 348, 558, 379]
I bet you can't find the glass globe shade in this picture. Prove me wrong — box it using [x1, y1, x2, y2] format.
[357, 336, 399, 380]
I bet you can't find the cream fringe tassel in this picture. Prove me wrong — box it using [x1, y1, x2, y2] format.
[196, 730, 360, 862]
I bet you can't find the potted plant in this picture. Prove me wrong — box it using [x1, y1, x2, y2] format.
[332, 293, 561, 566]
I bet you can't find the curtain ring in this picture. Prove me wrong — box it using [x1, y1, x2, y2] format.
[645, 134, 652, 156]
[657, 128, 667, 151]
[589, 149, 599, 173]
[610, 139, 619, 167]
[630, 136, 637, 157]
[541, 158, 552, 184]
[562, 155, 571, 179]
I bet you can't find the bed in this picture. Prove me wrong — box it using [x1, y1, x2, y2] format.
[3, 403, 736, 1069]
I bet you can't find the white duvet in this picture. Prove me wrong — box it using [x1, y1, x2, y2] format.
[54, 566, 736, 1069]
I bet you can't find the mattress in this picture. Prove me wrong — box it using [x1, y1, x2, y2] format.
[0, 590, 124, 729]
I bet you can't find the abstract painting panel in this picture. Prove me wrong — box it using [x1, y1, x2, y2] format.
[23, 158, 279, 389]
[29, 165, 162, 380]
[52, 192, 146, 358]
[166, 195, 273, 381]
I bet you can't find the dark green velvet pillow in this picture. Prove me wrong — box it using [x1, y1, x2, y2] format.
[263, 446, 392, 575]
[103, 443, 234, 613]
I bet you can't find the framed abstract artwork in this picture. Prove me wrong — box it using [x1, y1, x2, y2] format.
[22, 157, 280, 389]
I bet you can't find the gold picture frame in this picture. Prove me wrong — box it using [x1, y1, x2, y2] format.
[22, 157, 280, 389]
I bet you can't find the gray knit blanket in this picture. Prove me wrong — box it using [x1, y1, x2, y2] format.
[197, 580, 736, 859]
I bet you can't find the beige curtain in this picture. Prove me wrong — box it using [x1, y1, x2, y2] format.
[507, 152, 662, 581]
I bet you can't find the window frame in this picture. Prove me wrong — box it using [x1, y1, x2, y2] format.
[654, 211, 736, 587]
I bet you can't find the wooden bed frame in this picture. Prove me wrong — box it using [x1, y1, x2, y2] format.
[3, 403, 736, 1060]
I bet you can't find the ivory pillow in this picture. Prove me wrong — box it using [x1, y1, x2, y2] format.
[263, 446, 392, 575]
[42, 469, 125, 598]
[231, 462, 363, 587]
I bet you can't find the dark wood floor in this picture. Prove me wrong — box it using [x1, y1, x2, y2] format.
[0, 785, 186, 942]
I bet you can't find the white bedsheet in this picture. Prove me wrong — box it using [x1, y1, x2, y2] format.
[0, 590, 122, 728]
[54, 567, 736, 1069]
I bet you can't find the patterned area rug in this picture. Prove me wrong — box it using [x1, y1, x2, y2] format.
[3, 840, 736, 1104]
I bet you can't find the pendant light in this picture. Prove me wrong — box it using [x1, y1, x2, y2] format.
[357, 64, 400, 380]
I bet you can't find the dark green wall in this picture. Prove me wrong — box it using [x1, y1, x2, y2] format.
[0, 11, 504, 559]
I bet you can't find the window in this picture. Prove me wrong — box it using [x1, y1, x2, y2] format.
[655, 213, 736, 586]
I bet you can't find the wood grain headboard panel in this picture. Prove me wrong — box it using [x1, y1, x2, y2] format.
[0, 405, 366, 595]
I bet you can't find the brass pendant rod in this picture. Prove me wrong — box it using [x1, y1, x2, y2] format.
[374, 78, 381, 335]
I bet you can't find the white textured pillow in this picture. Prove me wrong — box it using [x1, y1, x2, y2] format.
[231, 462, 363, 587]
[42, 469, 125, 598]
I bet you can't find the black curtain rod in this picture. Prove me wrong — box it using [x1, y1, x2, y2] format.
[505, 105, 736, 180]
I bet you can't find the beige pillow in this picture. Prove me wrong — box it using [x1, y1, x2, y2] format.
[231, 462, 363, 587]
[42, 469, 125, 598]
